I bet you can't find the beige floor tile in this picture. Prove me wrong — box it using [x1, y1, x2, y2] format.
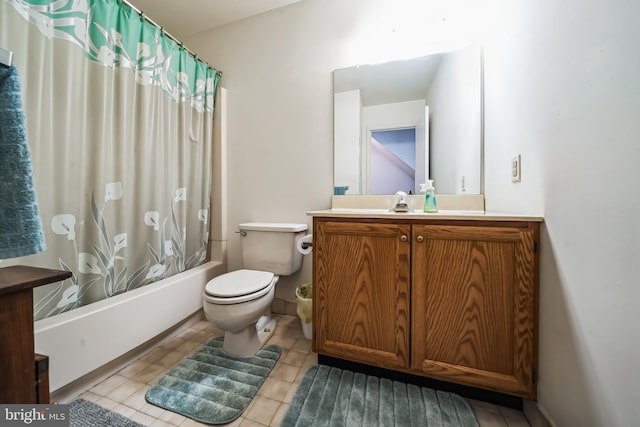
[77, 391, 101, 402]
[137, 363, 170, 384]
[244, 396, 280, 425]
[209, 323, 224, 338]
[119, 360, 152, 379]
[468, 398, 503, 413]
[161, 338, 187, 352]
[158, 408, 187, 425]
[286, 318, 302, 330]
[269, 334, 297, 350]
[112, 403, 137, 418]
[270, 363, 300, 382]
[192, 330, 216, 342]
[105, 379, 146, 403]
[258, 377, 292, 401]
[270, 403, 290, 427]
[505, 416, 532, 427]
[302, 353, 317, 367]
[281, 350, 307, 366]
[179, 417, 215, 427]
[139, 402, 167, 418]
[149, 419, 176, 427]
[191, 320, 211, 331]
[282, 383, 298, 404]
[130, 410, 157, 426]
[474, 408, 509, 427]
[94, 396, 118, 410]
[176, 327, 200, 341]
[90, 374, 128, 396]
[285, 328, 307, 341]
[122, 388, 148, 411]
[293, 364, 314, 383]
[238, 418, 265, 427]
[499, 406, 528, 421]
[155, 350, 186, 368]
[141, 347, 170, 364]
[175, 339, 202, 354]
[276, 315, 297, 328]
[226, 417, 244, 427]
[291, 339, 311, 353]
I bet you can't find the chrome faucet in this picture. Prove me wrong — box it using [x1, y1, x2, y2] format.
[391, 191, 412, 213]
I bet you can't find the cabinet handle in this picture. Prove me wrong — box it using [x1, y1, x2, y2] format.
[400, 235, 408, 242]
[416, 235, 424, 242]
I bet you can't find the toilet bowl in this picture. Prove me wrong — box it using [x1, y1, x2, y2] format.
[203, 269, 279, 356]
[202, 222, 308, 356]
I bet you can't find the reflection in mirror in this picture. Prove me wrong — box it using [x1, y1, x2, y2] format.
[333, 45, 483, 195]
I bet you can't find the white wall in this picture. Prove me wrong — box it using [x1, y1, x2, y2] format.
[483, 1, 640, 426]
[427, 46, 482, 194]
[184, 0, 640, 425]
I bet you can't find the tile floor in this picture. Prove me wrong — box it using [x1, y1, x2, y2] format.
[76, 314, 531, 427]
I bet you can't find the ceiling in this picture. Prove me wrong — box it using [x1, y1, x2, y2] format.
[127, 0, 305, 40]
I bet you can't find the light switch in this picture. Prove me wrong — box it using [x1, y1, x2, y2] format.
[512, 154, 521, 183]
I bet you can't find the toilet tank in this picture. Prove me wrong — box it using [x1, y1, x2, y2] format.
[238, 222, 308, 275]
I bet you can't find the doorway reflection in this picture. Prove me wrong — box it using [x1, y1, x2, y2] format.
[370, 128, 416, 195]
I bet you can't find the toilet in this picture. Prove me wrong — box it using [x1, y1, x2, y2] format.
[203, 222, 308, 356]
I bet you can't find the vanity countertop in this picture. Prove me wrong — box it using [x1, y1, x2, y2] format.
[307, 209, 544, 222]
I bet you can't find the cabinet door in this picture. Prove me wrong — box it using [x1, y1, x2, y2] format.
[411, 224, 537, 398]
[314, 220, 410, 369]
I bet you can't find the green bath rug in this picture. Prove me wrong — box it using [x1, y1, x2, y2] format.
[282, 365, 479, 427]
[145, 336, 280, 425]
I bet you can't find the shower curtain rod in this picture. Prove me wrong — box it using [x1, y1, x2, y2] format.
[121, 0, 222, 78]
[0, 47, 13, 67]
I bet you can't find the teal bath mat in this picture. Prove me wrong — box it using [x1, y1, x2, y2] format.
[282, 365, 479, 427]
[145, 336, 280, 425]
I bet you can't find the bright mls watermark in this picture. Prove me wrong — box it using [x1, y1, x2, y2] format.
[0, 405, 68, 426]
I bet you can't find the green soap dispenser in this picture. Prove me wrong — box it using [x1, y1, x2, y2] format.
[421, 180, 438, 213]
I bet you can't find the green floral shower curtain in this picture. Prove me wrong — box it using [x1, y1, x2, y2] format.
[0, 0, 221, 320]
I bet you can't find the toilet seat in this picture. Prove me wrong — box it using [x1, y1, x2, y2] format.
[204, 269, 276, 305]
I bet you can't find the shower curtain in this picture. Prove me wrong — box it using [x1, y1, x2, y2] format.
[0, 0, 221, 320]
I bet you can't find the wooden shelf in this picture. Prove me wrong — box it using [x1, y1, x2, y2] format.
[0, 265, 72, 403]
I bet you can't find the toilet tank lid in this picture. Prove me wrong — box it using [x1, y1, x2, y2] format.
[239, 222, 308, 232]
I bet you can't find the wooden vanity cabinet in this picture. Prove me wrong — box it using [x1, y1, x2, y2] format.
[411, 223, 538, 398]
[314, 220, 411, 369]
[313, 218, 540, 399]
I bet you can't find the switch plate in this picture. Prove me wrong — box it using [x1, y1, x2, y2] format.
[511, 154, 521, 183]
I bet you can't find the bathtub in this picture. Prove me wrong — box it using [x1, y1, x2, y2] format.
[34, 260, 224, 394]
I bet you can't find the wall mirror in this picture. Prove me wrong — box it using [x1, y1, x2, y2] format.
[333, 45, 483, 195]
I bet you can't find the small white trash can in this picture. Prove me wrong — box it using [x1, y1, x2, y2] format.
[295, 283, 313, 339]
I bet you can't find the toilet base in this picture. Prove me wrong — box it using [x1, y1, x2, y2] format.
[222, 314, 277, 356]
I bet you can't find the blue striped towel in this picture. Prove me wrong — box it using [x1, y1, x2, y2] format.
[0, 65, 46, 258]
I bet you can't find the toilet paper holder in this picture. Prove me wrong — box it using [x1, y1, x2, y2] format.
[297, 233, 313, 255]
